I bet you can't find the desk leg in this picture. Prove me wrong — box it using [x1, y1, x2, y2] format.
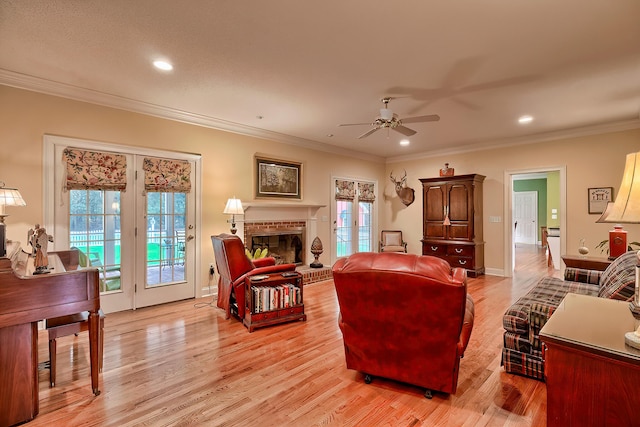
[88, 311, 101, 396]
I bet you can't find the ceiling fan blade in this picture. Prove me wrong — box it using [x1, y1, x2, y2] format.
[358, 128, 380, 139]
[401, 114, 440, 124]
[338, 122, 371, 127]
[393, 126, 417, 137]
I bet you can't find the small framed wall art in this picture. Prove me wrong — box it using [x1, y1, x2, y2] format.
[588, 187, 613, 214]
[255, 156, 302, 200]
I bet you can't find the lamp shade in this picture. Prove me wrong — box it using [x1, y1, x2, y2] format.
[0, 184, 26, 214]
[223, 198, 244, 215]
[597, 152, 640, 224]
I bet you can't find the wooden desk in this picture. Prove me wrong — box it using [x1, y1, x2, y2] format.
[561, 254, 612, 271]
[540, 294, 640, 427]
[0, 245, 100, 427]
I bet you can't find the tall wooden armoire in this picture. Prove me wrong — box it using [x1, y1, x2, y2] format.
[420, 174, 485, 277]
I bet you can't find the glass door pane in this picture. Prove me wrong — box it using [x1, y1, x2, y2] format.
[146, 192, 186, 286]
[69, 190, 122, 293]
[336, 200, 353, 258]
[358, 201, 372, 252]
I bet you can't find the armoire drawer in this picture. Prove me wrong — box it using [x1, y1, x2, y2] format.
[446, 256, 475, 269]
[446, 245, 474, 257]
[422, 242, 446, 256]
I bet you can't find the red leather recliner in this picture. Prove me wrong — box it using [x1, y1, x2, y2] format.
[332, 252, 474, 398]
[211, 233, 297, 319]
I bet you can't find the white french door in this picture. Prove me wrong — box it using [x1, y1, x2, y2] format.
[45, 135, 199, 313]
[331, 178, 376, 264]
[134, 157, 195, 308]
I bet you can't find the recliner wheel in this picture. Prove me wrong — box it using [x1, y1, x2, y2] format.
[364, 374, 372, 384]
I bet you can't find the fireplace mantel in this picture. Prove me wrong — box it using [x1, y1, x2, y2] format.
[235, 202, 326, 266]
[243, 202, 325, 211]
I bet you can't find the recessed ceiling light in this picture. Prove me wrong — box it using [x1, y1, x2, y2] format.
[518, 115, 533, 124]
[153, 60, 173, 71]
[400, 139, 410, 146]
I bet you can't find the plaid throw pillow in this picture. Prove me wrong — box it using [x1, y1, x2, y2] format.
[598, 251, 638, 301]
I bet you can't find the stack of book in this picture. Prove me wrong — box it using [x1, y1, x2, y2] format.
[251, 283, 301, 313]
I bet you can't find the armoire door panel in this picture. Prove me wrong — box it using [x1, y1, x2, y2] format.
[449, 224, 470, 240]
[424, 186, 445, 221]
[425, 223, 446, 239]
[447, 185, 470, 222]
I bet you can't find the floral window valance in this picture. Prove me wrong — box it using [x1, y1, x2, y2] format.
[63, 148, 127, 191]
[143, 157, 191, 193]
[358, 182, 376, 202]
[335, 179, 355, 201]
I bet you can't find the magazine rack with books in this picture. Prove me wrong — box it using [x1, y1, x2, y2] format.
[243, 271, 306, 332]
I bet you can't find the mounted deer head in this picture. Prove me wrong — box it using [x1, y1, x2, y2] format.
[390, 170, 415, 207]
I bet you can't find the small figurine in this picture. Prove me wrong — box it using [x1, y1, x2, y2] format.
[28, 224, 54, 274]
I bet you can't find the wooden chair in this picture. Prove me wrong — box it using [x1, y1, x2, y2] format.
[379, 230, 408, 253]
[46, 309, 105, 387]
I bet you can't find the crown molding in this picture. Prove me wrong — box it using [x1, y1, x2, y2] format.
[0, 69, 385, 164]
[3, 69, 637, 167]
[386, 117, 640, 164]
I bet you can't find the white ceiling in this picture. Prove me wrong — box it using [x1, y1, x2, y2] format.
[1, 1, 639, 162]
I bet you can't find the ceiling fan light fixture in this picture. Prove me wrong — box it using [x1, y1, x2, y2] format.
[340, 98, 439, 139]
[380, 108, 393, 121]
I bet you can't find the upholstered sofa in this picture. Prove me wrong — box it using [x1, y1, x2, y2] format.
[502, 250, 637, 380]
[332, 252, 474, 398]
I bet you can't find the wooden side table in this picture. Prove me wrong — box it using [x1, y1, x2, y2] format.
[540, 294, 640, 427]
[243, 272, 306, 332]
[561, 254, 612, 271]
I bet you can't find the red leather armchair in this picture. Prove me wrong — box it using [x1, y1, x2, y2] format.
[211, 234, 297, 319]
[332, 252, 474, 398]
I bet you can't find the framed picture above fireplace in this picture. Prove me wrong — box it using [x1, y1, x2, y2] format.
[255, 156, 302, 200]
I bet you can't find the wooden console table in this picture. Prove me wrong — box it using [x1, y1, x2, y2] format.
[0, 245, 100, 427]
[540, 294, 640, 427]
[561, 254, 612, 271]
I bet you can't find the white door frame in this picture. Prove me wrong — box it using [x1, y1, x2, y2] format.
[42, 134, 203, 311]
[503, 166, 566, 277]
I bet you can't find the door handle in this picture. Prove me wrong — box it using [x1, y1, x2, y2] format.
[187, 235, 194, 242]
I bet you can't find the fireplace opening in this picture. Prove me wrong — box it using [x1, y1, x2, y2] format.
[247, 230, 304, 265]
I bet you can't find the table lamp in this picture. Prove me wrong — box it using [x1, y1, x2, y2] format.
[595, 152, 640, 332]
[223, 197, 244, 235]
[0, 182, 27, 257]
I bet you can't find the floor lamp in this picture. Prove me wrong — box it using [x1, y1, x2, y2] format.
[0, 182, 27, 257]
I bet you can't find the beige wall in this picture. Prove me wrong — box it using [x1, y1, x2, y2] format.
[0, 85, 383, 288]
[2, 84, 639, 280]
[384, 129, 640, 274]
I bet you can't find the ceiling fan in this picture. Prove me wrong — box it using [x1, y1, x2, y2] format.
[339, 97, 440, 139]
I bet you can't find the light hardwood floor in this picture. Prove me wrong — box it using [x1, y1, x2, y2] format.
[31, 245, 556, 426]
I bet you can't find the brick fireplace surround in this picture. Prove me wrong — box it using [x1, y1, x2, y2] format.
[239, 203, 332, 284]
